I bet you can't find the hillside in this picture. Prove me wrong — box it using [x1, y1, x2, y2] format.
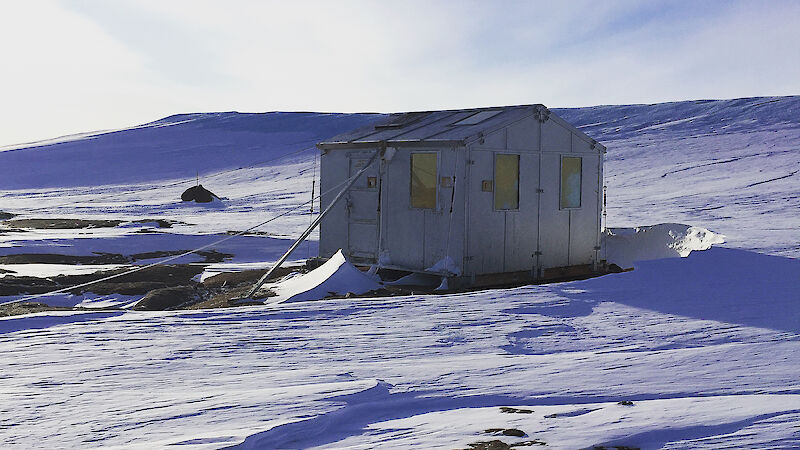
[0, 97, 798, 449]
[1, 96, 797, 255]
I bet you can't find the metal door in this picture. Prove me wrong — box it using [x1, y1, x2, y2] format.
[346, 155, 379, 263]
[466, 150, 504, 274]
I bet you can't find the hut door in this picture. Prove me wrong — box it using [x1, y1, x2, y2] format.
[346, 155, 379, 263]
[466, 151, 504, 274]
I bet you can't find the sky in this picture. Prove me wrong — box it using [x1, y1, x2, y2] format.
[1, 0, 799, 146]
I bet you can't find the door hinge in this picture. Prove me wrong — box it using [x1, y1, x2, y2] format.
[464, 256, 474, 261]
[533, 251, 542, 256]
[536, 188, 544, 193]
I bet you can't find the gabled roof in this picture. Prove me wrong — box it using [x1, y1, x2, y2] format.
[317, 104, 604, 151]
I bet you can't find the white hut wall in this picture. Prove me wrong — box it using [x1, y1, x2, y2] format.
[380, 146, 466, 272]
[567, 132, 602, 267]
[464, 115, 541, 276]
[319, 148, 381, 263]
[538, 116, 602, 270]
[319, 148, 348, 259]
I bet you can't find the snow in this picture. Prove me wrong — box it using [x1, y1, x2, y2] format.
[0, 97, 799, 448]
[351, 395, 800, 449]
[265, 249, 381, 303]
[0, 263, 128, 278]
[603, 223, 726, 269]
[425, 255, 462, 276]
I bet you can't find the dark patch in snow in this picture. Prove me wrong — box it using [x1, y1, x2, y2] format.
[500, 406, 534, 414]
[2, 218, 122, 229]
[744, 170, 798, 188]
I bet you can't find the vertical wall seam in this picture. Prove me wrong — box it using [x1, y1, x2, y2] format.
[535, 118, 543, 276]
[503, 212, 507, 272]
[567, 209, 572, 266]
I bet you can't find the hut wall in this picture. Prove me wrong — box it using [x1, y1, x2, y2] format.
[465, 115, 542, 276]
[465, 113, 602, 277]
[319, 149, 349, 259]
[538, 117, 602, 271]
[319, 108, 603, 280]
[319, 148, 381, 263]
[380, 146, 466, 272]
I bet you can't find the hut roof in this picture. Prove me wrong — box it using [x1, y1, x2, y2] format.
[317, 104, 604, 151]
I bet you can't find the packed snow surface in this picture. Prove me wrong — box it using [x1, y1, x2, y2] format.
[0, 96, 799, 448]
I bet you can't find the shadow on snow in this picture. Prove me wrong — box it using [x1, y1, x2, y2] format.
[558, 247, 800, 335]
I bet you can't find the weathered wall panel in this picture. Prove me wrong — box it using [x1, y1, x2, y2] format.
[541, 120, 572, 152]
[319, 150, 350, 258]
[503, 152, 539, 272]
[506, 115, 540, 151]
[465, 148, 504, 275]
[537, 152, 570, 268]
[568, 154, 600, 266]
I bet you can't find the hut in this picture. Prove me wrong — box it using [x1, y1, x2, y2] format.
[316, 105, 606, 287]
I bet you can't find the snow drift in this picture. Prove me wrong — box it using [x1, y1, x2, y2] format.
[265, 249, 381, 303]
[603, 223, 726, 269]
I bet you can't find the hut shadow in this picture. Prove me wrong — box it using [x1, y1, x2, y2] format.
[556, 247, 800, 335]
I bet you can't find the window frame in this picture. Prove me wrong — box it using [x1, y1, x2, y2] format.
[409, 151, 439, 210]
[559, 155, 583, 210]
[493, 153, 520, 211]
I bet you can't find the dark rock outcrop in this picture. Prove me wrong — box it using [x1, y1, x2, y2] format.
[133, 286, 200, 310]
[181, 185, 220, 203]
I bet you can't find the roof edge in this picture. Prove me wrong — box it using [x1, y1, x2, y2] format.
[318, 139, 465, 150]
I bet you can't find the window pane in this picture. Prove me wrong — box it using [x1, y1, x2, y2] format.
[495, 154, 519, 210]
[410, 153, 437, 209]
[560, 156, 582, 209]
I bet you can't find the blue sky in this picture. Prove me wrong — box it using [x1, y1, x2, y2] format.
[1, 0, 798, 145]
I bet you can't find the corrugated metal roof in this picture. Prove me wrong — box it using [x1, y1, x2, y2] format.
[318, 104, 548, 148]
[318, 104, 606, 152]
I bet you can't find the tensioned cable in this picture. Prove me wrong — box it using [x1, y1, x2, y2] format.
[0, 169, 360, 306]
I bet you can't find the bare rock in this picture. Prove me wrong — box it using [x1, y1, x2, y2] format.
[133, 286, 201, 311]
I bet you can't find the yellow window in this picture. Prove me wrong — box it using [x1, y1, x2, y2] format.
[410, 153, 437, 209]
[495, 154, 519, 210]
[560, 156, 582, 209]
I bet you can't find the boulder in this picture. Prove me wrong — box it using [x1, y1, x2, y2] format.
[133, 286, 201, 310]
[181, 184, 220, 203]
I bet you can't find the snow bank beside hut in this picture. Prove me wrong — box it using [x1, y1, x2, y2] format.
[265, 249, 381, 303]
[604, 223, 725, 269]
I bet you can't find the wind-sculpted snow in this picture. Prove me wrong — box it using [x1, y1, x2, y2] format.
[267, 249, 382, 303]
[1, 96, 799, 448]
[554, 96, 800, 141]
[0, 247, 798, 448]
[603, 223, 726, 269]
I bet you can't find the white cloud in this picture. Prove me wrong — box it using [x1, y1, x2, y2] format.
[1, 0, 798, 145]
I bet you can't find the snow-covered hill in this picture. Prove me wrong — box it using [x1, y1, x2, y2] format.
[555, 96, 800, 258]
[0, 97, 798, 449]
[1, 96, 796, 254]
[0, 112, 381, 189]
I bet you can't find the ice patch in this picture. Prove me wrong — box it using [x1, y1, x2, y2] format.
[265, 249, 381, 303]
[604, 223, 725, 269]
